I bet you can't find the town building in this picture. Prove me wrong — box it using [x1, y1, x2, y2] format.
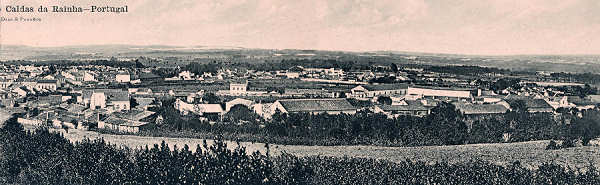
[372, 100, 431, 117]
[406, 86, 473, 101]
[98, 116, 149, 133]
[348, 84, 409, 99]
[229, 81, 248, 95]
[115, 72, 131, 83]
[270, 98, 356, 115]
[97, 110, 157, 133]
[83, 89, 130, 111]
[178, 71, 194, 80]
[506, 99, 553, 113]
[0, 80, 13, 89]
[36, 80, 58, 91]
[89, 92, 106, 110]
[174, 99, 224, 120]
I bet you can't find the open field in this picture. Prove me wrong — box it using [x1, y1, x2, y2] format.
[50, 128, 600, 170]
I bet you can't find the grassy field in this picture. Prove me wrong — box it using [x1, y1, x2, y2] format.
[50, 128, 600, 170]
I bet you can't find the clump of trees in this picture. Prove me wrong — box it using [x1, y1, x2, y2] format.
[184, 62, 219, 75]
[151, 68, 179, 78]
[225, 104, 261, 123]
[552, 72, 600, 85]
[369, 76, 398, 83]
[547, 110, 600, 150]
[552, 84, 598, 97]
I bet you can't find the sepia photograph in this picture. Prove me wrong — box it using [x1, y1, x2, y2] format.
[1, 0, 600, 184]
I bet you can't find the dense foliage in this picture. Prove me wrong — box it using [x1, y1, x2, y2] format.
[552, 72, 600, 85]
[551, 84, 599, 97]
[1, 116, 599, 184]
[184, 62, 220, 75]
[567, 111, 600, 144]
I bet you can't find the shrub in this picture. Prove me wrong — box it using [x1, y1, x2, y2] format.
[546, 140, 561, 150]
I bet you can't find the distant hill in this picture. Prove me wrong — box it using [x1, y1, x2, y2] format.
[2, 45, 600, 74]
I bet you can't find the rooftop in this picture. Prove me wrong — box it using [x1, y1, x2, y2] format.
[83, 89, 129, 101]
[105, 91, 129, 102]
[453, 103, 508, 115]
[507, 99, 552, 109]
[37, 79, 58, 84]
[379, 101, 430, 111]
[360, 84, 409, 91]
[277, 98, 356, 112]
[113, 110, 156, 121]
[104, 116, 148, 127]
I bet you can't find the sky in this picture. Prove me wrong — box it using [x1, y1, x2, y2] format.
[1, 0, 599, 55]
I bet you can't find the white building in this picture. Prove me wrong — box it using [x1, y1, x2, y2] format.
[90, 92, 106, 110]
[178, 71, 194, 80]
[0, 81, 13, 89]
[12, 88, 27, 97]
[174, 99, 224, 119]
[111, 99, 130, 111]
[349, 84, 409, 99]
[229, 81, 248, 95]
[285, 72, 300, 79]
[61, 71, 76, 80]
[83, 72, 95, 81]
[84, 89, 130, 111]
[98, 116, 148, 133]
[116, 73, 131, 83]
[253, 103, 274, 119]
[406, 86, 473, 100]
[36, 80, 58, 91]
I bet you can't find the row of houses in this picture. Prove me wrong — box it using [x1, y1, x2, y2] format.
[348, 84, 475, 101]
[217, 81, 476, 101]
[175, 89, 600, 121]
[173, 98, 357, 120]
[0, 79, 58, 92]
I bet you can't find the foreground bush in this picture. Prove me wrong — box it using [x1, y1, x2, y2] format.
[1, 117, 599, 184]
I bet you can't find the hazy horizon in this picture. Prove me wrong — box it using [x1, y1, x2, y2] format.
[5, 44, 600, 57]
[2, 0, 600, 55]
